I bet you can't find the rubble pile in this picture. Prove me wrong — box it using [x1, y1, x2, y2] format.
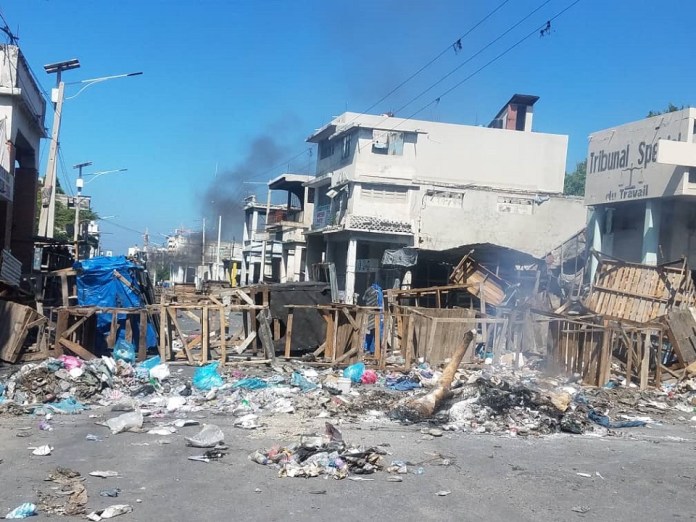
[1, 351, 693, 442]
[250, 422, 387, 479]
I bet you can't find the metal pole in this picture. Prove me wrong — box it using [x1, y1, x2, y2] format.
[72, 162, 90, 261]
[216, 215, 222, 280]
[260, 188, 271, 282]
[37, 81, 66, 238]
[201, 217, 206, 265]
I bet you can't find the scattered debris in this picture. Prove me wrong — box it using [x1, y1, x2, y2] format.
[86, 504, 133, 521]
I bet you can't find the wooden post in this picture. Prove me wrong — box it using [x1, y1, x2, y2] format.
[138, 310, 147, 362]
[284, 307, 294, 359]
[202, 306, 210, 363]
[325, 310, 335, 361]
[219, 306, 227, 365]
[256, 309, 276, 362]
[273, 318, 281, 340]
[479, 283, 487, 359]
[107, 312, 118, 349]
[374, 310, 381, 365]
[640, 330, 650, 390]
[625, 331, 633, 386]
[405, 315, 415, 365]
[250, 290, 258, 355]
[125, 315, 133, 343]
[54, 309, 68, 355]
[159, 305, 167, 360]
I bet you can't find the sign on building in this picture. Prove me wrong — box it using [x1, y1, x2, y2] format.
[585, 109, 696, 205]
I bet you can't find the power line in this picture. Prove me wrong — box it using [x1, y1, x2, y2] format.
[352, 0, 512, 121]
[390, 0, 552, 117]
[392, 0, 583, 130]
[57, 146, 74, 197]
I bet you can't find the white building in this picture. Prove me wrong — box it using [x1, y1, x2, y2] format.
[240, 195, 283, 285]
[305, 95, 586, 302]
[0, 45, 46, 272]
[585, 107, 696, 271]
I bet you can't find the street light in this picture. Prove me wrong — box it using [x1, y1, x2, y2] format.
[37, 59, 81, 239]
[37, 62, 142, 239]
[72, 166, 127, 261]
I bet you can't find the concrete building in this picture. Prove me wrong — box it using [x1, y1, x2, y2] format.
[265, 174, 314, 283]
[241, 195, 283, 285]
[305, 95, 586, 302]
[585, 108, 696, 272]
[0, 45, 46, 274]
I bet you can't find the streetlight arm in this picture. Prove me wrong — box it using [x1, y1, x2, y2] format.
[65, 72, 143, 100]
[84, 168, 128, 184]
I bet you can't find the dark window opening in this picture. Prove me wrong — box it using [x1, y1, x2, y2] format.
[319, 140, 334, 159]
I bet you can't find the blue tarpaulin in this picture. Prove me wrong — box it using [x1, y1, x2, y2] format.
[74, 256, 157, 353]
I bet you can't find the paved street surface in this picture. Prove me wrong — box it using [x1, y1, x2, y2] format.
[2, 407, 695, 522]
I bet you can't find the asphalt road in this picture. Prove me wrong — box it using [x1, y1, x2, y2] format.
[1, 408, 695, 522]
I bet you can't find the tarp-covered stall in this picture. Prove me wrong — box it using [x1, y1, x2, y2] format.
[74, 256, 157, 353]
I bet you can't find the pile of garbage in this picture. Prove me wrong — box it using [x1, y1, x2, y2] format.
[250, 422, 387, 479]
[0, 355, 137, 414]
[435, 368, 678, 436]
[2, 348, 693, 440]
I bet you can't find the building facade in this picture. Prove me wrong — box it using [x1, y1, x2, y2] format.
[585, 108, 696, 272]
[0, 45, 46, 273]
[305, 95, 586, 302]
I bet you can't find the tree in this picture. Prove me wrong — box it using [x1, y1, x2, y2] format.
[35, 178, 99, 240]
[564, 159, 586, 196]
[647, 103, 684, 118]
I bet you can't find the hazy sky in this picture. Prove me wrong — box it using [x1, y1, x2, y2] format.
[5, 0, 696, 253]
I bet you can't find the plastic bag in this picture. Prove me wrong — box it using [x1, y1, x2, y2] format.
[193, 362, 224, 391]
[58, 355, 83, 370]
[185, 424, 224, 448]
[149, 364, 170, 381]
[113, 339, 136, 364]
[343, 362, 365, 383]
[5, 503, 37, 519]
[291, 371, 317, 392]
[105, 410, 143, 434]
[231, 377, 267, 390]
[360, 369, 378, 384]
[45, 397, 85, 414]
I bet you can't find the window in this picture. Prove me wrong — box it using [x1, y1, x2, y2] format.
[341, 133, 352, 160]
[362, 184, 408, 203]
[371, 130, 404, 155]
[307, 187, 315, 204]
[689, 167, 696, 184]
[319, 140, 334, 159]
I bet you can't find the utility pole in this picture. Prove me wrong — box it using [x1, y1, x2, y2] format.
[216, 215, 222, 280]
[72, 161, 92, 260]
[38, 59, 80, 238]
[201, 217, 206, 266]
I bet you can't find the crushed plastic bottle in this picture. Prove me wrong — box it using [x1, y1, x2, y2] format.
[5, 503, 37, 519]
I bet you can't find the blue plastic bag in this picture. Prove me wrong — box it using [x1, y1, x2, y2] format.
[48, 397, 85, 414]
[135, 356, 161, 379]
[343, 362, 365, 383]
[5, 502, 37, 519]
[193, 362, 224, 391]
[232, 377, 268, 390]
[113, 339, 136, 364]
[291, 371, 317, 392]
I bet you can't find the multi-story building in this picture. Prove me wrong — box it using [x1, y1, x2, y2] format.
[264, 173, 314, 282]
[305, 95, 586, 302]
[585, 107, 696, 273]
[240, 195, 283, 285]
[0, 45, 46, 274]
